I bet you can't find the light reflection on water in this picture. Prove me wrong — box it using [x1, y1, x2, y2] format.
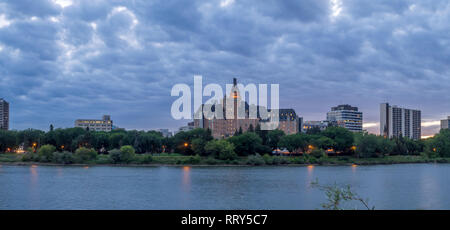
[1, 164, 450, 210]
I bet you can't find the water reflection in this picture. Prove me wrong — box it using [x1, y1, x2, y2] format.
[1, 164, 450, 210]
[181, 166, 191, 192]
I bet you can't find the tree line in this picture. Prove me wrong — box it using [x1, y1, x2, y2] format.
[0, 124, 449, 161]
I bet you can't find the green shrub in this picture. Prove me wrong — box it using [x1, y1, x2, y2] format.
[310, 149, 325, 159]
[96, 154, 112, 164]
[246, 154, 265, 166]
[52, 151, 75, 164]
[109, 149, 121, 163]
[120, 145, 135, 163]
[205, 140, 237, 160]
[186, 154, 201, 164]
[38, 145, 56, 162]
[263, 154, 273, 165]
[21, 153, 40, 162]
[272, 156, 288, 165]
[141, 154, 153, 164]
[74, 147, 98, 163]
[205, 157, 220, 165]
[109, 145, 136, 163]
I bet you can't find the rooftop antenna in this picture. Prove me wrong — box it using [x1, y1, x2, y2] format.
[233, 77, 237, 86]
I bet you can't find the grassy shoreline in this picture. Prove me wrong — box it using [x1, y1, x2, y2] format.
[1, 153, 450, 167]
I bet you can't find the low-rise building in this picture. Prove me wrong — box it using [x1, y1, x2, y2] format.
[302, 120, 329, 133]
[75, 115, 113, 132]
[158, 129, 173, 137]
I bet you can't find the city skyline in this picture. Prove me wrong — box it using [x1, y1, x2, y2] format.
[0, 0, 449, 136]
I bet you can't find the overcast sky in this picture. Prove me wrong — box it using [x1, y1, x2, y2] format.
[0, 0, 449, 136]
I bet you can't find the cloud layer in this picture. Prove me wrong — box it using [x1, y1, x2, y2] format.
[0, 0, 449, 135]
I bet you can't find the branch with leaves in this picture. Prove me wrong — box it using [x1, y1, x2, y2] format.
[311, 179, 374, 210]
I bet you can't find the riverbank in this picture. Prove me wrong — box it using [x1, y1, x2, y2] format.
[1, 153, 450, 167]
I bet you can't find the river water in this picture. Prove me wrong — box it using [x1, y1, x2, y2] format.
[1, 164, 449, 210]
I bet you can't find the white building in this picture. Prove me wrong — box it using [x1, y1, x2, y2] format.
[327, 104, 363, 132]
[75, 115, 113, 132]
[380, 103, 421, 140]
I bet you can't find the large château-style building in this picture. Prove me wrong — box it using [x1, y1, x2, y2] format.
[194, 78, 299, 138]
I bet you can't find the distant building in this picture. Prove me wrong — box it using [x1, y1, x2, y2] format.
[441, 116, 450, 130]
[176, 122, 195, 134]
[298, 117, 303, 133]
[327, 104, 363, 132]
[75, 115, 113, 132]
[194, 78, 300, 138]
[157, 129, 173, 137]
[194, 78, 260, 138]
[302, 120, 329, 133]
[276, 109, 299, 135]
[380, 103, 421, 140]
[0, 98, 9, 130]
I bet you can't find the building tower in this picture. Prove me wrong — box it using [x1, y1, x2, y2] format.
[380, 103, 421, 140]
[0, 98, 9, 130]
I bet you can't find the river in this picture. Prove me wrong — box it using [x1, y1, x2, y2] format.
[0, 164, 449, 210]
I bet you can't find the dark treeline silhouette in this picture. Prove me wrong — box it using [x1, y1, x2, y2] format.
[0, 125, 449, 161]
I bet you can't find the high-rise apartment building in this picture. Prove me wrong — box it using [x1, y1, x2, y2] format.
[0, 98, 9, 130]
[75, 115, 113, 132]
[326, 104, 363, 132]
[441, 116, 450, 130]
[380, 103, 421, 140]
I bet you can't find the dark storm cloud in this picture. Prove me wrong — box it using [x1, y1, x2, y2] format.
[0, 0, 449, 135]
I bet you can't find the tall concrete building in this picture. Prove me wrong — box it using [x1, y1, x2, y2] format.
[0, 98, 9, 130]
[380, 103, 421, 140]
[326, 104, 363, 132]
[441, 116, 450, 130]
[75, 115, 113, 132]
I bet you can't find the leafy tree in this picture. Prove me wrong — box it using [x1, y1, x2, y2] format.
[52, 151, 75, 164]
[229, 132, 264, 156]
[38, 144, 56, 162]
[425, 129, 450, 157]
[109, 145, 136, 163]
[312, 136, 335, 150]
[355, 134, 380, 158]
[248, 124, 254, 132]
[0, 130, 17, 152]
[310, 148, 326, 158]
[306, 126, 321, 135]
[279, 133, 308, 153]
[110, 133, 126, 149]
[204, 140, 237, 160]
[311, 180, 374, 210]
[255, 124, 269, 145]
[322, 127, 354, 153]
[74, 147, 98, 162]
[267, 129, 285, 149]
